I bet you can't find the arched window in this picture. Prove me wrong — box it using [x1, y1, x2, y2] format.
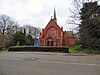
[49, 30, 58, 37]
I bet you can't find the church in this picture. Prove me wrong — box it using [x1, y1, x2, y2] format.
[39, 9, 75, 46]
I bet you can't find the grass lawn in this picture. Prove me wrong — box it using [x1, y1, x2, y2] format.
[68, 45, 80, 52]
[69, 45, 100, 54]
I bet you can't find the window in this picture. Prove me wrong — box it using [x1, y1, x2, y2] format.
[49, 30, 58, 37]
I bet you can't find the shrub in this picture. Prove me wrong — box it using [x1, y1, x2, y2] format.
[0, 46, 3, 51]
[16, 41, 20, 46]
[84, 49, 100, 54]
[75, 46, 100, 54]
[8, 46, 69, 53]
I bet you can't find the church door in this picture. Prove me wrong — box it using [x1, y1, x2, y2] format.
[46, 39, 54, 46]
[47, 41, 50, 46]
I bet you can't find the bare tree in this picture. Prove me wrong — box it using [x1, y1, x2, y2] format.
[69, 0, 98, 25]
[33, 27, 41, 38]
[0, 14, 19, 36]
[0, 14, 19, 47]
[23, 25, 41, 38]
[67, 0, 99, 38]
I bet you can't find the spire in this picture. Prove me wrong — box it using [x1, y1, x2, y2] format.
[54, 8, 57, 23]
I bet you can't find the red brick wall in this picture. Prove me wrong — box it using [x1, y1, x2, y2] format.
[39, 19, 75, 46]
[66, 38, 75, 46]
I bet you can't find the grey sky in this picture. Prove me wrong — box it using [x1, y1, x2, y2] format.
[0, 0, 100, 31]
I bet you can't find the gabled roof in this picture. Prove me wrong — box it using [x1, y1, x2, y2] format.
[44, 18, 62, 32]
[66, 31, 74, 37]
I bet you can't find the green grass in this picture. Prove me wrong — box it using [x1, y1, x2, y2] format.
[69, 45, 100, 54]
[69, 45, 80, 52]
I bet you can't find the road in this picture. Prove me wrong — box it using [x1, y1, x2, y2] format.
[0, 52, 100, 75]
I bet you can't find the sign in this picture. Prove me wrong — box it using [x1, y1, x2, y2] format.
[34, 41, 40, 46]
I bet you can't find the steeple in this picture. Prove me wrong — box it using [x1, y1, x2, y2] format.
[54, 8, 57, 23]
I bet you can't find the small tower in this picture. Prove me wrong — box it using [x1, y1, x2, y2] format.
[54, 8, 57, 23]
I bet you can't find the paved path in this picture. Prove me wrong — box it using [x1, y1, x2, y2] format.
[0, 52, 100, 75]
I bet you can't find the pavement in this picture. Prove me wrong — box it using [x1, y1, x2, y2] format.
[0, 52, 100, 75]
[1, 51, 100, 56]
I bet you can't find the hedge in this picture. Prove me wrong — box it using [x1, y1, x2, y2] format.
[8, 46, 69, 53]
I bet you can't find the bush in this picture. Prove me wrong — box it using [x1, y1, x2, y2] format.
[16, 41, 20, 46]
[76, 46, 100, 54]
[8, 46, 69, 53]
[0, 46, 3, 51]
[84, 49, 100, 54]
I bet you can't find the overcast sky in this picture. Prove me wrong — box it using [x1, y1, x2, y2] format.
[0, 0, 100, 31]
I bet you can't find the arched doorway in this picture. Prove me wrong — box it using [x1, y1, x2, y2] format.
[46, 38, 54, 46]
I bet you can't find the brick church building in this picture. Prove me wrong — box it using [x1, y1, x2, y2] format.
[39, 9, 75, 46]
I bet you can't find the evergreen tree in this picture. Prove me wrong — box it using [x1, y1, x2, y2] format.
[12, 31, 26, 45]
[79, 2, 100, 49]
[12, 31, 35, 46]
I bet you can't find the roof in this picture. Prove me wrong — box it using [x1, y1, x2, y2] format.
[44, 18, 62, 32]
[66, 31, 74, 37]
